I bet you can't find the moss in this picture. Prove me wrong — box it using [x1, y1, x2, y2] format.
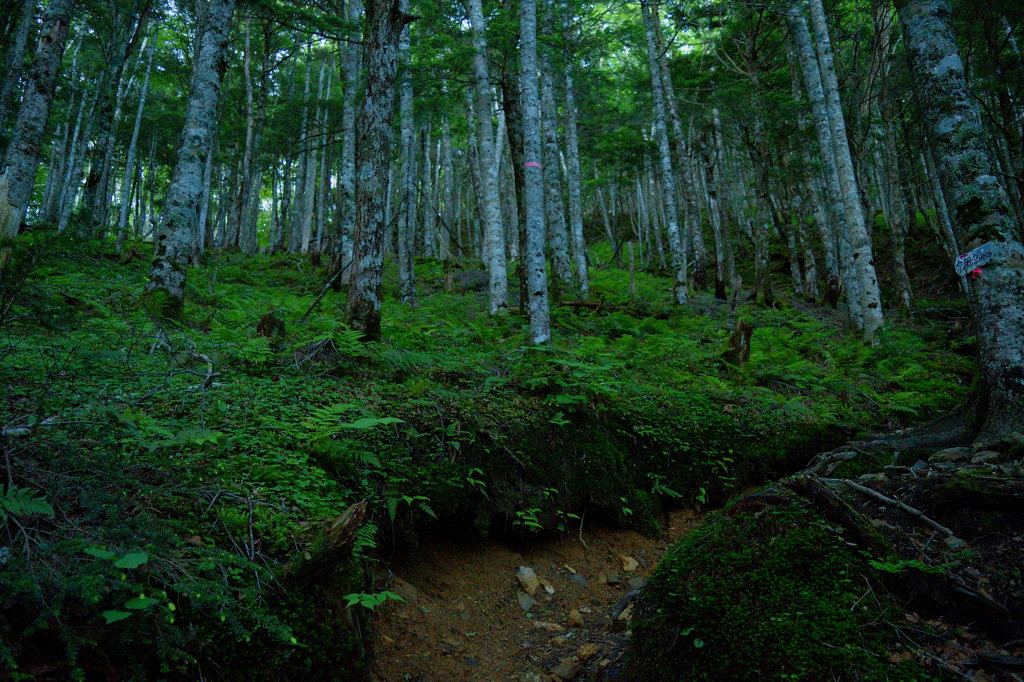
[625, 500, 924, 681]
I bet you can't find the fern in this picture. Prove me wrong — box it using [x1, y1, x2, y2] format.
[1, 485, 55, 522]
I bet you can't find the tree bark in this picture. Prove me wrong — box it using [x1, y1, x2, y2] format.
[896, 0, 1024, 447]
[344, 0, 413, 341]
[563, 69, 588, 298]
[118, 25, 157, 252]
[0, 0, 36, 137]
[337, 0, 362, 282]
[521, 0, 550, 343]
[640, 0, 687, 304]
[0, 0, 75, 246]
[807, 0, 884, 342]
[145, 0, 235, 315]
[540, 56, 571, 299]
[468, 0, 508, 314]
[397, 2, 417, 305]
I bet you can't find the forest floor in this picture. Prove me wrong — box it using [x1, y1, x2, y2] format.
[1, 228, 1007, 680]
[370, 510, 702, 682]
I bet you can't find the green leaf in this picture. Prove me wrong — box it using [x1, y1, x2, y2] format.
[694, 638, 704, 648]
[339, 417, 404, 429]
[102, 610, 132, 624]
[124, 595, 159, 610]
[83, 547, 116, 560]
[113, 552, 149, 569]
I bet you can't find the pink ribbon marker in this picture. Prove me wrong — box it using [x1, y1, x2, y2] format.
[525, 161, 542, 168]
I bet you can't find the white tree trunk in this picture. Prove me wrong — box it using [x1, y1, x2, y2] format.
[563, 69, 588, 298]
[807, 0, 884, 342]
[118, 26, 158, 251]
[540, 58, 571, 297]
[640, 0, 687, 304]
[145, 0, 236, 314]
[897, 0, 1024, 444]
[521, 0, 550, 343]
[339, 0, 362, 282]
[0, 0, 74, 243]
[468, 0, 507, 313]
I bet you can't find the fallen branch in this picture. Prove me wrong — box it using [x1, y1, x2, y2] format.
[842, 479, 955, 538]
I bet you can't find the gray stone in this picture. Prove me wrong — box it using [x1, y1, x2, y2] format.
[627, 576, 646, 590]
[944, 536, 967, 551]
[971, 451, 1001, 465]
[551, 657, 582, 679]
[518, 591, 538, 611]
[569, 574, 588, 587]
[604, 573, 622, 585]
[929, 447, 970, 464]
[516, 565, 541, 596]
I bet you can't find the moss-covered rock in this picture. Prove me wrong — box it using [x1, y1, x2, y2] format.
[625, 490, 922, 681]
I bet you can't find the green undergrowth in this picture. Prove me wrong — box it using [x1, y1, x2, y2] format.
[625, 495, 930, 681]
[0, 234, 971, 679]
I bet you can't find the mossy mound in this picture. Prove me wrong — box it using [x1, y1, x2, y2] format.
[625, 489, 922, 681]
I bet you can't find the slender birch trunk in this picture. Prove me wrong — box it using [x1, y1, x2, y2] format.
[897, 0, 1024, 445]
[421, 125, 436, 258]
[0, 0, 74, 244]
[300, 62, 323, 254]
[540, 57, 571, 298]
[640, 0, 686, 303]
[787, 4, 862, 322]
[345, 0, 412, 340]
[807, 0, 884, 341]
[397, 2, 417, 305]
[468, 0, 507, 313]
[439, 105, 454, 260]
[338, 0, 362, 282]
[145, 0, 236, 314]
[0, 0, 36, 136]
[521, 0, 549, 343]
[563, 69, 588, 298]
[118, 26, 157, 252]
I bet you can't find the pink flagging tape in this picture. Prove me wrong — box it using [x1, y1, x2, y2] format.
[525, 161, 543, 168]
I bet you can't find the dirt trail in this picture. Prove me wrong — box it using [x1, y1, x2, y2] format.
[370, 510, 702, 681]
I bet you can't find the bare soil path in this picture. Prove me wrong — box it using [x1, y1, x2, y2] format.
[370, 510, 702, 681]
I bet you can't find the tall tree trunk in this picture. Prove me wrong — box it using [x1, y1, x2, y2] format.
[438, 103, 453, 261]
[397, 2, 417, 305]
[468, 0, 507, 313]
[896, 0, 1024, 447]
[807, 0, 884, 342]
[0, 0, 75, 246]
[563, 69, 588, 298]
[0, 0, 36, 137]
[540, 56, 571, 299]
[787, 4, 862, 322]
[337, 0, 362, 282]
[118, 25, 157, 252]
[498, 67, 527, 310]
[145, 0, 236, 314]
[640, 0, 686, 304]
[520, 0, 549, 343]
[344, 0, 412, 341]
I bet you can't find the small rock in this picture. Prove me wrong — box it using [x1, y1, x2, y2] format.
[516, 566, 541, 597]
[597, 571, 608, 585]
[870, 519, 895, 530]
[857, 473, 889, 485]
[551, 657, 582, 680]
[616, 603, 635, 622]
[569, 574, 588, 588]
[971, 451, 1001, 465]
[604, 573, 622, 585]
[533, 621, 565, 633]
[519, 674, 549, 682]
[576, 643, 601, 661]
[552, 635, 568, 646]
[578, 606, 593, 614]
[390, 578, 419, 603]
[911, 460, 929, 472]
[929, 447, 970, 464]
[539, 577, 556, 595]
[627, 577, 646, 590]
[518, 591, 539, 611]
[621, 556, 640, 572]
[441, 637, 465, 648]
[568, 608, 585, 628]
[944, 536, 967, 551]
[463, 657, 481, 667]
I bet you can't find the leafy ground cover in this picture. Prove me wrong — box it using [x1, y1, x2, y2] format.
[0, 233, 972, 679]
